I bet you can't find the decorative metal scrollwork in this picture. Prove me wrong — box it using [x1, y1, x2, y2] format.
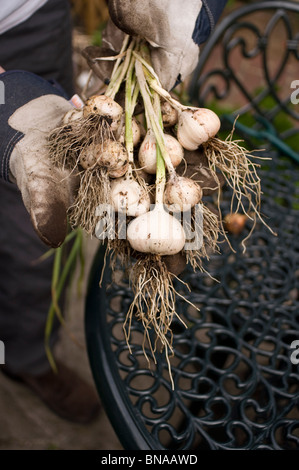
[89, 150, 299, 450]
[189, 2, 299, 139]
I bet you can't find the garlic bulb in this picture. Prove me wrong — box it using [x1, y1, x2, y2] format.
[161, 100, 178, 128]
[79, 144, 101, 169]
[83, 95, 123, 132]
[164, 134, 184, 168]
[177, 108, 221, 151]
[108, 162, 129, 179]
[138, 131, 184, 174]
[99, 140, 128, 169]
[164, 176, 203, 212]
[127, 205, 186, 255]
[79, 139, 128, 172]
[132, 118, 142, 146]
[110, 177, 150, 217]
[137, 130, 156, 174]
[62, 108, 83, 125]
[114, 114, 125, 143]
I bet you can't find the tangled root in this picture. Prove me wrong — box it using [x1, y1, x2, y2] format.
[106, 235, 133, 274]
[203, 133, 275, 251]
[184, 203, 220, 274]
[68, 167, 112, 234]
[124, 254, 194, 388]
[48, 114, 114, 171]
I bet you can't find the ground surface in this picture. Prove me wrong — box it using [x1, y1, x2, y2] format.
[0, 238, 123, 451]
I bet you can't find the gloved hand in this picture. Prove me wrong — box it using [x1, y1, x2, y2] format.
[83, 1, 227, 91]
[0, 71, 75, 248]
[108, 0, 228, 90]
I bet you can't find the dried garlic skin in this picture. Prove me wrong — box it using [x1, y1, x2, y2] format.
[177, 108, 221, 150]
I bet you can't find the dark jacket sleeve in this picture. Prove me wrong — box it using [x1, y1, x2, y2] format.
[0, 70, 67, 182]
[193, 0, 228, 45]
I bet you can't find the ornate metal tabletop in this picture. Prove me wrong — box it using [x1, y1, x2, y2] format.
[85, 2, 299, 450]
[86, 147, 299, 450]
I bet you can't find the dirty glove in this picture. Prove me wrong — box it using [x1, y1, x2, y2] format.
[0, 71, 74, 248]
[108, 0, 228, 90]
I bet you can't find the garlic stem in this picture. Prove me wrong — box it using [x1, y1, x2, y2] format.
[132, 50, 162, 89]
[138, 45, 178, 178]
[152, 92, 165, 205]
[135, 59, 176, 179]
[131, 81, 139, 111]
[155, 145, 165, 205]
[104, 63, 123, 98]
[125, 54, 135, 166]
[152, 113, 176, 177]
[132, 51, 182, 110]
[110, 34, 130, 79]
[135, 59, 167, 205]
[134, 51, 199, 115]
[106, 39, 135, 99]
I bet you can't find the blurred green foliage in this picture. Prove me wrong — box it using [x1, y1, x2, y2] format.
[91, 21, 106, 46]
[207, 85, 299, 152]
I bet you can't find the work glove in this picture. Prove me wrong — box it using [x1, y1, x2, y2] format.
[84, 1, 227, 90]
[108, 0, 228, 90]
[0, 71, 75, 248]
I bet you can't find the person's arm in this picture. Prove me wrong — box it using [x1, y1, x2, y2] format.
[0, 70, 74, 247]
